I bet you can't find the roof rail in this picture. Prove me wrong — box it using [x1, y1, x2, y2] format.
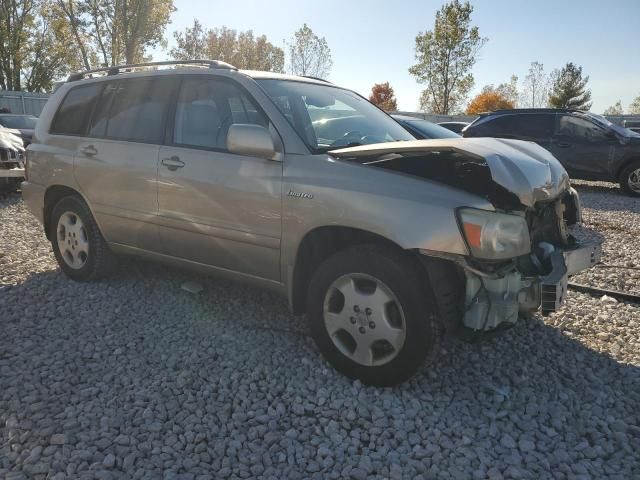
[480, 108, 583, 116]
[67, 59, 237, 82]
[301, 75, 332, 84]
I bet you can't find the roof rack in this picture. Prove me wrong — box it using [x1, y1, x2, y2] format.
[67, 59, 237, 82]
[480, 108, 584, 116]
[301, 75, 332, 84]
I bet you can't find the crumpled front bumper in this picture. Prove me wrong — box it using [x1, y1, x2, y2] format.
[539, 235, 603, 314]
[462, 226, 603, 331]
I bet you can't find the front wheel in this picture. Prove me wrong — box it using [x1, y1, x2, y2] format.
[619, 161, 640, 197]
[307, 245, 436, 386]
[50, 196, 116, 281]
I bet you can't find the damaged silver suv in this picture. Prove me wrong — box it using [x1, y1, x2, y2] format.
[22, 60, 602, 386]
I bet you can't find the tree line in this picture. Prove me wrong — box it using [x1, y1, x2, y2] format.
[1, 0, 637, 115]
[368, 0, 639, 115]
[0, 1, 332, 92]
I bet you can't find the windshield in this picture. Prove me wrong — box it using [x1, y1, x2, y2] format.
[405, 119, 460, 139]
[581, 112, 638, 137]
[256, 79, 413, 152]
[0, 115, 37, 129]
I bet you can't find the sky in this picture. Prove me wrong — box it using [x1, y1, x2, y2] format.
[154, 0, 640, 114]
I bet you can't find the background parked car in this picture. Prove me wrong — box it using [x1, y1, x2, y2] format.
[437, 121, 469, 134]
[463, 108, 640, 196]
[0, 114, 37, 146]
[623, 120, 640, 134]
[392, 114, 460, 139]
[0, 127, 25, 193]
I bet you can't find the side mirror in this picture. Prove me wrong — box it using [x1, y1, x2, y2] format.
[227, 124, 277, 160]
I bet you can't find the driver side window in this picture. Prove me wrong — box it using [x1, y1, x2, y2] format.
[173, 77, 268, 151]
[556, 115, 606, 142]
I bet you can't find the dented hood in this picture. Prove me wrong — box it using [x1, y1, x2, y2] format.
[329, 138, 569, 207]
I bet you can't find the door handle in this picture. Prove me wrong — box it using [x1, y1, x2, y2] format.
[557, 142, 571, 148]
[81, 145, 98, 157]
[161, 156, 185, 171]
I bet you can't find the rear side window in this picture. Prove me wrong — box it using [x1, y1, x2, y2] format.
[472, 114, 553, 138]
[95, 77, 171, 144]
[515, 114, 554, 138]
[89, 81, 118, 137]
[556, 115, 607, 141]
[50, 83, 102, 135]
[470, 115, 517, 136]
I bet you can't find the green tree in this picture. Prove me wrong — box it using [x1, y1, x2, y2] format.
[0, 0, 82, 92]
[171, 20, 285, 72]
[603, 100, 623, 115]
[170, 19, 207, 59]
[629, 95, 640, 114]
[288, 23, 332, 78]
[495, 74, 518, 106]
[0, 0, 36, 90]
[548, 62, 592, 110]
[409, 0, 487, 114]
[57, 0, 175, 68]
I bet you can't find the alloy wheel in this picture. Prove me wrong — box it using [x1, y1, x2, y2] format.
[323, 273, 406, 366]
[628, 168, 640, 193]
[56, 211, 90, 269]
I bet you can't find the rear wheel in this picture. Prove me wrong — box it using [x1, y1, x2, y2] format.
[50, 196, 116, 281]
[619, 161, 640, 197]
[307, 245, 436, 386]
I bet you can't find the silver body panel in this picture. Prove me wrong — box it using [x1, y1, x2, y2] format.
[22, 67, 600, 323]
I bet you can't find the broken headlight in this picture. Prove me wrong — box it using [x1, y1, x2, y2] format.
[458, 208, 531, 259]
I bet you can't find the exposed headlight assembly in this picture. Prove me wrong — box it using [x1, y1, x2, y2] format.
[458, 208, 531, 259]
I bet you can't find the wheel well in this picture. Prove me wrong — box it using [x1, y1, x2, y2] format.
[43, 185, 83, 240]
[291, 226, 415, 315]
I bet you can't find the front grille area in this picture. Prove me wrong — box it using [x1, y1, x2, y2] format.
[0, 148, 21, 169]
[526, 191, 579, 249]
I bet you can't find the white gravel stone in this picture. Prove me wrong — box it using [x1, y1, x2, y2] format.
[1, 184, 639, 478]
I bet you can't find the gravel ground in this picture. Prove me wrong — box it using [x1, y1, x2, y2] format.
[1, 184, 639, 480]
[570, 180, 640, 295]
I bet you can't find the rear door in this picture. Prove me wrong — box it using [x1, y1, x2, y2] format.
[466, 113, 554, 150]
[550, 114, 614, 177]
[156, 75, 283, 281]
[509, 113, 554, 149]
[74, 75, 176, 249]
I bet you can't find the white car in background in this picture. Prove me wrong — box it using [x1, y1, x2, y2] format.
[0, 127, 25, 193]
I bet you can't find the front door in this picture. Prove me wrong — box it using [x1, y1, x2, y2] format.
[156, 76, 283, 281]
[549, 114, 616, 177]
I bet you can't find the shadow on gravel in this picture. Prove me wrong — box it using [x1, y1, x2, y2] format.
[1, 258, 639, 477]
[0, 191, 22, 209]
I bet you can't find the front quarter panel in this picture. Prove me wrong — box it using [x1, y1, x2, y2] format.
[281, 153, 495, 276]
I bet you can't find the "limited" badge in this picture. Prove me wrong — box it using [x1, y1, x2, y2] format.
[287, 190, 314, 199]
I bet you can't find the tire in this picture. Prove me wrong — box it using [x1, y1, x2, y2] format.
[50, 195, 116, 281]
[619, 160, 640, 197]
[306, 244, 436, 387]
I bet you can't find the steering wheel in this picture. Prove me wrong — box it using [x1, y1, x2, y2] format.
[330, 131, 363, 147]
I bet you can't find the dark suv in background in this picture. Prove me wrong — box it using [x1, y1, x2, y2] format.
[463, 109, 640, 196]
